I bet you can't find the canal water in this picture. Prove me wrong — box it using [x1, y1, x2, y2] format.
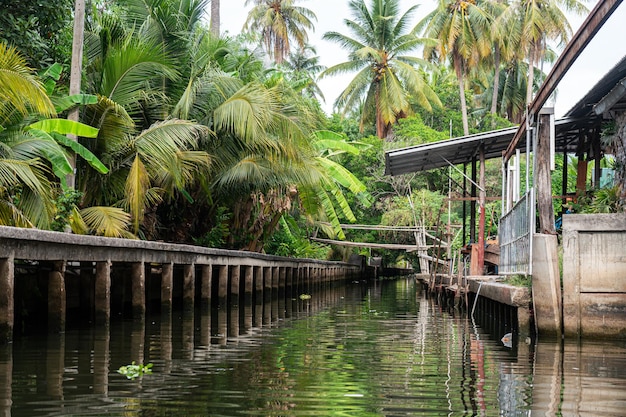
[2, 277, 626, 416]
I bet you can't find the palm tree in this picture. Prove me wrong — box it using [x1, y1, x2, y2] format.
[0, 43, 55, 228]
[208, 76, 320, 250]
[284, 45, 326, 101]
[498, 0, 587, 105]
[78, 7, 213, 237]
[210, 0, 220, 36]
[243, 0, 316, 64]
[485, 0, 509, 116]
[417, 0, 492, 136]
[322, 0, 441, 139]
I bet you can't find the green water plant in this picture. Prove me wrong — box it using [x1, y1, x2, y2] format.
[117, 362, 153, 380]
[505, 274, 531, 289]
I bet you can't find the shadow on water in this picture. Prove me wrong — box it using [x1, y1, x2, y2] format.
[1, 277, 626, 416]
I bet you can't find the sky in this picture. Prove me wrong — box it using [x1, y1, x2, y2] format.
[219, 0, 626, 119]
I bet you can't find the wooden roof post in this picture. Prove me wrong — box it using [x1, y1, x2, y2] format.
[537, 108, 557, 235]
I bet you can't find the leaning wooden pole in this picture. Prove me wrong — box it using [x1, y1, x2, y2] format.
[470, 145, 486, 275]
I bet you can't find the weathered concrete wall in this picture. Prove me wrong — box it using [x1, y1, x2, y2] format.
[532, 234, 562, 337]
[0, 226, 362, 342]
[466, 278, 532, 336]
[562, 213, 626, 338]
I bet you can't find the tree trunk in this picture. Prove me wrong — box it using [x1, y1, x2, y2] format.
[526, 46, 536, 106]
[490, 45, 501, 116]
[67, 0, 85, 190]
[375, 85, 386, 139]
[454, 58, 469, 136]
[210, 0, 220, 37]
[614, 112, 626, 206]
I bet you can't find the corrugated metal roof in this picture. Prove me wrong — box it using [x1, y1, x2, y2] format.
[384, 117, 594, 176]
[385, 54, 626, 177]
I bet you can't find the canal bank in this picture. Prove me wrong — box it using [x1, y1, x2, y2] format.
[0, 226, 361, 342]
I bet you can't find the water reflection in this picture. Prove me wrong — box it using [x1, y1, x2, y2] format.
[1, 278, 626, 416]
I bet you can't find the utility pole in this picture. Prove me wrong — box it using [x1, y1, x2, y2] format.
[67, 0, 85, 189]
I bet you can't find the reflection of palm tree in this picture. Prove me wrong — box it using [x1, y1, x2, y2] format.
[322, 0, 440, 139]
[243, 0, 316, 64]
[417, 0, 492, 136]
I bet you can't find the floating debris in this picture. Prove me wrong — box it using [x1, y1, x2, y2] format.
[501, 332, 512, 348]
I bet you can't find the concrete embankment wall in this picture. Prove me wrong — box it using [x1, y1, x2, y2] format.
[0, 226, 362, 343]
[562, 213, 626, 339]
[418, 273, 532, 338]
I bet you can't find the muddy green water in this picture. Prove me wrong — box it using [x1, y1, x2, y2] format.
[2, 278, 626, 416]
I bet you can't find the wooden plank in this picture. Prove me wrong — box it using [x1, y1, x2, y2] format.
[310, 237, 436, 251]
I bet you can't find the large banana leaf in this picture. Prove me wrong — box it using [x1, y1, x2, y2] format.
[315, 157, 366, 194]
[23, 129, 72, 180]
[53, 94, 99, 113]
[40, 63, 63, 95]
[27, 119, 108, 175]
[51, 133, 109, 174]
[29, 119, 99, 138]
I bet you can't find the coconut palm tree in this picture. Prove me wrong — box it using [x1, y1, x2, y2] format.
[78, 7, 212, 237]
[0, 43, 111, 230]
[417, 0, 492, 136]
[0, 44, 57, 229]
[283, 45, 326, 101]
[322, 0, 441, 139]
[210, 0, 220, 36]
[498, 0, 587, 105]
[243, 0, 316, 64]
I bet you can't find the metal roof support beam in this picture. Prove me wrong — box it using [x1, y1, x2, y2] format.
[593, 77, 626, 115]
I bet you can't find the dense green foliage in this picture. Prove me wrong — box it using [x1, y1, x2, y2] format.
[0, 0, 74, 68]
[2, 0, 621, 265]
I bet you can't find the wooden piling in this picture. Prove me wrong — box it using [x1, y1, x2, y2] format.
[48, 260, 67, 333]
[201, 264, 212, 307]
[243, 265, 253, 304]
[0, 256, 14, 343]
[161, 262, 174, 309]
[230, 265, 240, 306]
[183, 264, 195, 311]
[131, 261, 145, 319]
[94, 260, 111, 325]
[218, 265, 228, 304]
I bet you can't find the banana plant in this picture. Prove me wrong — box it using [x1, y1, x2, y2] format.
[299, 130, 372, 239]
[27, 118, 108, 188]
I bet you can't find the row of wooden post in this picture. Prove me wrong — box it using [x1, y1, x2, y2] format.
[0, 256, 354, 342]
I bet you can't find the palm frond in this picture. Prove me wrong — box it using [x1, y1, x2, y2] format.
[0, 43, 55, 120]
[80, 206, 134, 238]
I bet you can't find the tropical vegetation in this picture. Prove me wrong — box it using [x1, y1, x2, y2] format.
[1, 0, 621, 267]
